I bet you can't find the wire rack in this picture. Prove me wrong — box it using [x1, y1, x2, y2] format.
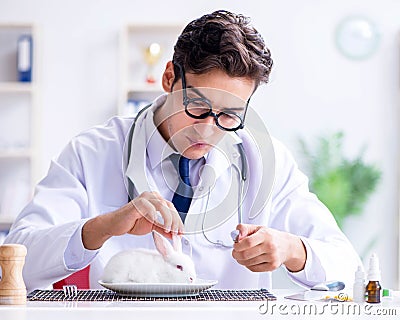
[28, 289, 276, 302]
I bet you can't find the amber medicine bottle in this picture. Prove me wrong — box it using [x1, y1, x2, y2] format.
[366, 253, 381, 303]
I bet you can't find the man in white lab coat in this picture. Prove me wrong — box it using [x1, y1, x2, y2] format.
[5, 10, 361, 292]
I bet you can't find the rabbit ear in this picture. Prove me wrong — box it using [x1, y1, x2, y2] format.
[172, 234, 182, 253]
[152, 230, 174, 258]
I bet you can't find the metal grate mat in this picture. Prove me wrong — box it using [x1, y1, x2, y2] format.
[27, 289, 276, 302]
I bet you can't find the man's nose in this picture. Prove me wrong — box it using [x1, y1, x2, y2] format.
[192, 116, 216, 138]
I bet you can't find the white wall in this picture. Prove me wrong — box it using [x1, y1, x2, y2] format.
[1, 0, 399, 289]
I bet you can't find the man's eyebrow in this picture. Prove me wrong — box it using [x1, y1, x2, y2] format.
[187, 85, 208, 100]
[223, 107, 246, 112]
[187, 85, 246, 112]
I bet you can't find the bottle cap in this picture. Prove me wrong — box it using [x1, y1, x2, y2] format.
[355, 265, 364, 278]
[367, 253, 381, 281]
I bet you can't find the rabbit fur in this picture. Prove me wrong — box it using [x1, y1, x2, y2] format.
[102, 231, 196, 283]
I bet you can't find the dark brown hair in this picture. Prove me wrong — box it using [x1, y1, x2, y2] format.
[172, 10, 273, 86]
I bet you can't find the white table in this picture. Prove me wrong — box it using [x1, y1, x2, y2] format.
[1, 289, 399, 320]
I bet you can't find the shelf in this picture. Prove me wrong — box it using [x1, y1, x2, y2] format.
[0, 24, 36, 83]
[118, 23, 183, 115]
[0, 23, 38, 232]
[0, 82, 34, 93]
[0, 148, 32, 158]
[126, 24, 183, 32]
[0, 23, 34, 29]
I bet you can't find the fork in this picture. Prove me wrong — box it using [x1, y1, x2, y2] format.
[63, 285, 78, 298]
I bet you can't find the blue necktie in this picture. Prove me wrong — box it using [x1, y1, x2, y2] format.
[171, 155, 193, 222]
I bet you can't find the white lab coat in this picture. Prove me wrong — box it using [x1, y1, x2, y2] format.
[5, 96, 361, 292]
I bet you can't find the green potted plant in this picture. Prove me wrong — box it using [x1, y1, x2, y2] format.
[298, 131, 382, 229]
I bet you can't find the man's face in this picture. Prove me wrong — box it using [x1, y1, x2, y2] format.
[158, 67, 255, 160]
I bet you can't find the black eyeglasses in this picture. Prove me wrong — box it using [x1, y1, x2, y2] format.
[174, 62, 250, 131]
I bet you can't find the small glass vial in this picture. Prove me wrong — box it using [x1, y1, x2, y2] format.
[366, 280, 381, 303]
[366, 253, 381, 303]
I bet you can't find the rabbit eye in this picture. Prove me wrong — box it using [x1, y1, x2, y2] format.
[176, 265, 183, 271]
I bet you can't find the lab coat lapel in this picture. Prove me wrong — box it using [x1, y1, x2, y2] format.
[125, 113, 151, 196]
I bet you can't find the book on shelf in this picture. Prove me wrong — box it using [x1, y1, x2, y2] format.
[17, 34, 33, 82]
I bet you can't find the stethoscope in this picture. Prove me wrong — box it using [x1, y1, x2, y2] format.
[200, 141, 247, 248]
[125, 103, 248, 248]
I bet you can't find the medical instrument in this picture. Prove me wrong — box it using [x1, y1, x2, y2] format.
[231, 230, 240, 243]
[284, 290, 328, 301]
[125, 104, 248, 247]
[285, 280, 346, 302]
[201, 141, 247, 248]
[311, 280, 345, 291]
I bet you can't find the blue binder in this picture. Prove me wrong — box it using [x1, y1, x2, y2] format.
[17, 34, 33, 82]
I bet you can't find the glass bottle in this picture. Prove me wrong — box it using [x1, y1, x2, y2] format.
[366, 280, 381, 303]
[366, 253, 381, 303]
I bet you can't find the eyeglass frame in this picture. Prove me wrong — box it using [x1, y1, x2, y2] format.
[173, 62, 253, 132]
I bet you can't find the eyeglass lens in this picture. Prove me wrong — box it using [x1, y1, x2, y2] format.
[185, 100, 243, 130]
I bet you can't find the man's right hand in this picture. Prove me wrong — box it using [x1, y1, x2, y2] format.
[82, 191, 183, 250]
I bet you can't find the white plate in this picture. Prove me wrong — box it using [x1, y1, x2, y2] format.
[98, 279, 218, 297]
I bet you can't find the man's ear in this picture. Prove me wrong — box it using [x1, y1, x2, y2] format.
[161, 61, 175, 92]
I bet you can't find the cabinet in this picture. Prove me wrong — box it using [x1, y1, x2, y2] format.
[118, 24, 183, 116]
[0, 24, 39, 233]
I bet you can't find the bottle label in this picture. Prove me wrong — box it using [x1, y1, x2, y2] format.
[18, 39, 31, 71]
[366, 290, 381, 303]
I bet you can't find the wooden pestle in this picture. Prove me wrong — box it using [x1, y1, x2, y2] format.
[0, 244, 27, 305]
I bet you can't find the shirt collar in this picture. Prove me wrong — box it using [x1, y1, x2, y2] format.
[204, 132, 242, 177]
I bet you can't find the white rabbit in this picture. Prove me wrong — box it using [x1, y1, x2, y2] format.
[101, 230, 196, 283]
